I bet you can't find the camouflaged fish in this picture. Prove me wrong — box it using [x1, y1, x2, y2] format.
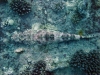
[11, 29, 97, 44]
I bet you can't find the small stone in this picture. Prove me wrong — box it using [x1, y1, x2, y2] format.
[8, 19, 14, 25]
[14, 48, 24, 53]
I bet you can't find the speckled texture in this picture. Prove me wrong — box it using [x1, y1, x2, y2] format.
[0, 0, 100, 75]
[69, 49, 100, 75]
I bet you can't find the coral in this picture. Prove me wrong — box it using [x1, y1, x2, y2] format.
[69, 50, 87, 70]
[10, 0, 31, 15]
[85, 50, 100, 74]
[19, 60, 54, 75]
[31, 60, 54, 75]
[32, 60, 46, 75]
[69, 49, 100, 75]
[31, 60, 46, 75]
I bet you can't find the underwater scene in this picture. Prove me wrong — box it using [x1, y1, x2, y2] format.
[0, 0, 100, 75]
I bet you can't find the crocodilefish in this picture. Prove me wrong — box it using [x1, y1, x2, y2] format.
[11, 29, 98, 44]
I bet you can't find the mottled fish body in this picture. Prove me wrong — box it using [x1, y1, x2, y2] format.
[11, 29, 96, 44]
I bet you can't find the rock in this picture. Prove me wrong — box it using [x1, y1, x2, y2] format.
[14, 48, 25, 53]
[8, 19, 14, 25]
